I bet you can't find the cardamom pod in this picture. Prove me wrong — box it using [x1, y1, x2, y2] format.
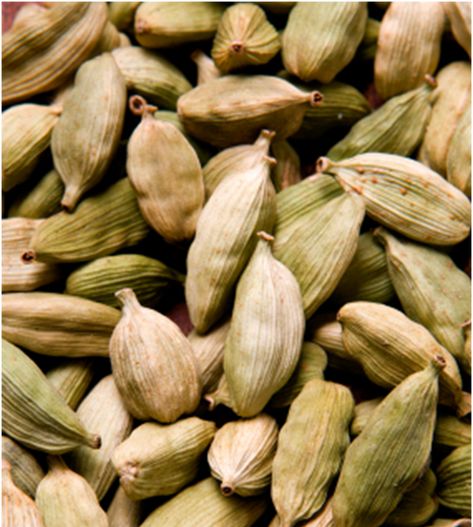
[427, 520, 471, 527]
[108, 2, 140, 31]
[350, 397, 384, 436]
[208, 413, 278, 496]
[107, 486, 141, 527]
[191, 49, 222, 85]
[2, 339, 100, 454]
[436, 444, 471, 517]
[356, 17, 380, 61]
[271, 140, 301, 192]
[110, 288, 201, 422]
[272, 379, 354, 526]
[45, 359, 94, 410]
[443, 2, 471, 56]
[3, 292, 120, 357]
[112, 417, 216, 500]
[447, 103, 471, 196]
[91, 20, 122, 54]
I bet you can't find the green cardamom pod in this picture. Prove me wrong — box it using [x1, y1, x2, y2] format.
[436, 444, 471, 517]
[447, 103, 471, 196]
[45, 359, 95, 410]
[356, 17, 380, 61]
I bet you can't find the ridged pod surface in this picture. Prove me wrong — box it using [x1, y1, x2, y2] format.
[2, 339, 100, 454]
[332, 359, 444, 527]
[186, 156, 276, 333]
[110, 288, 201, 423]
[140, 477, 267, 527]
[374, 2, 445, 100]
[51, 53, 127, 211]
[282, 2, 368, 83]
[319, 153, 471, 246]
[224, 233, 305, 417]
[208, 413, 278, 496]
[2, 3, 107, 104]
[271, 140, 301, 192]
[192, 49, 221, 85]
[107, 486, 141, 527]
[45, 359, 94, 410]
[177, 75, 323, 147]
[443, 2, 471, 56]
[112, 417, 216, 500]
[272, 379, 354, 527]
[436, 444, 471, 517]
[211, 3, 280, 73]
[447, 103, 471, 196]
[108, 2, 140, 31]
[2, 292, 120, 358]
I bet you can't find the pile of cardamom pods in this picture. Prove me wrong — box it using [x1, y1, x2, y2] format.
[2, 2, 472, 526]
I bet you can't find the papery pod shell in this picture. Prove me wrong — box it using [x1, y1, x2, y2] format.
[177, 75, 323, 147]
[67, 375, 133, 500]
[272, 379, 354, 527]
[2, 461, 44, 527]
[112, 47, 192, 108]
[376, 228, 471, 369]
[270, 342, 327, 408]
[282, 2, 367, 83]
[337, 302, 464, 412]
[224, 233, 305, 417]
[191, 49, 221, 85]
[2, 437, 45, 499]
[2, 292, 120, 358]
[118, 32, 132, 47]
[8, 169, 64, 219]
[2, 3, 108, 104]
[350, 397, 384, 436]
[211, 3, 280, 73]
[203, 129, 274, 198]
[189, 320, 231, 393]
[186, 156, 276, 333]
[271, 140, 301, 192]
[418, 61, 471, 175]
[2, 339, 100, 454]
[330, 231, 394, 305]
[374, 2, 445, 100]
[45, 359, 94, 410]
[65, 254, 184, 309]
[28, 178, 150, 263]
[3, 104, 61, 192]
[112, 417, 216, 500]
[447, 103, 471, 196]
[108, 485, 141, 527]
[332, 359, 444, 527]
[126, 104, 204, 242]
[3, 218, 60, 292]
[110, 288, 201, 422]
[319, 153, 471, 246]
[205, 374, 233, 410]
[135, 2, 225, 48]
[140, 477, 267, 527]
[36, 457, 108, 527]
[436, 444, 471, 516]
[51, 53, 126, 211]
[443, 3, 471, 56]
[108, 2, 140, 30]
[273, 192, 365, 318]
[208, 413, 278, 497]
[356, 17, 380, 62]
[299, 498, 334, 526]
[428, 521, 471, 527]
[90, 21, 122, 54]
[327, 81, 434, 161]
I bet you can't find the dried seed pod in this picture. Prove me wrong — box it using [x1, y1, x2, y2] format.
[110, 288, 201, 423]
[337, 302, 464, 413]
[140, 477, 267, 527]
[51, 53, 126, 211]
[436, 444, 471, 517]
[36, 457, 108, 527]
[298, 498, 334, 526]
[271, 140, 301, 192]
[443, 2, 471, 56]
[65, 254, 184, 309]
[356, 17, 380, 61]
[186, 154, 276, 334]
[45, 359, 95, 410]
[273, 192, 365, 318]
[134, 2, 225, 48]
[112, 417, 216, 500]
[90, 20, 122, 54]
[332, 358, 444, 527]
[3, 292, 120, 358]
[427, 520, 471, 527]
[177, 75, 323, 147]
[350, 397, 384, 436]
[376, 228, 471, 370]
[3, 3, 108, 104]
[67, 375, 133, 500]
[3, 218, 60, 292]
[434, 414, 472, 448]
[127, 98, 204, 242]
[447, 103, 471, 196]
[107, 486, 141, 527]
[211, 3, 280, 73]
[2, 339, 100, 454]
[27, 178, 149, 263]
[272, 379, 354, 526]
[112, 47, 192, 109]
[2, 460, 44, 527]
[2, 437, 44, 499]
[2, 103, 61, 192]
[205, 374, 233, 411]
[108, 2, 140, 31]
[374, 2, 446, 100]
[224, 232, 305, 417]
[208, 414, 278, 496]
[318, 153, 471, 246]
[282, 2, 367, 83]
[191, 49, 221, 85]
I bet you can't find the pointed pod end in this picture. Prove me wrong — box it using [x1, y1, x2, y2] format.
[220, 483, 235, 497]
[316, 156, 332, 174]
[431, 355, 446, 374]
[88, 434, 102, 450]
[230, 40, 244, 54]
[21, 250, 36, 264]
[257, 231, 274, 244]
[260, 129, 276, 140]
[204, 394, 217, 411]
[264, 155, 277, 167]
[115, 288, 139, 309]
[61, 187, 81, 213]
[129, 94, 157, 117]
[309, 90, 323, 108]
[424, 74, 437, 89]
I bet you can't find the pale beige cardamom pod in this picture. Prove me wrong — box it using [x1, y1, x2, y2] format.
[108, 2, 140, 31]
[191, 49, 221, 85]
[107, 486, 141, 527]
[443, 2, 471, 56]
[271, 139, 301, 192]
